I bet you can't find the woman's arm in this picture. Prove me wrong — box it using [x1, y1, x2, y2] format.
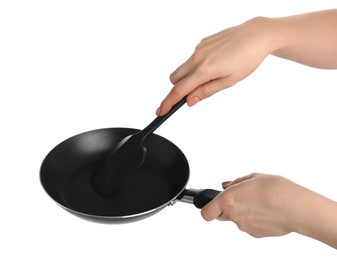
[273, 9, 337, 69]
[156, 9, 337, 116]
[201, 173, 337, 249]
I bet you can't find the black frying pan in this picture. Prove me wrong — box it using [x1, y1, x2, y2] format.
[40, 127, 220, 224]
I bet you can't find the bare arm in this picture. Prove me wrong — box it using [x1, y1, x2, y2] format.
[201, 173, 337, 249]
[156, 9, 337, 116]
[273, 9, 337, 69]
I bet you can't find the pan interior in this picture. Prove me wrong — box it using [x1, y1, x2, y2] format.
[40, 128, 189, 218]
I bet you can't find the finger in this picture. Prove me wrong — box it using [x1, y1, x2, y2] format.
[170, 57, 197, 85]
[222, 181, 232, 189]
[157, 74, 236, 116]
[187, 76, 236, 105]
[157, 66, 211, 116]
[230, 173, 258, 186]
[200, 194, 224, 221]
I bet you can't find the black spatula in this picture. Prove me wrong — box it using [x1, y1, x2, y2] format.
[91, 96, 187, 196]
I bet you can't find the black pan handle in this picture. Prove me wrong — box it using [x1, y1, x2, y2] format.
[177, 189, 221, 209]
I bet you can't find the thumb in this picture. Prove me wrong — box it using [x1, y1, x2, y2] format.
[187, 76, 235, 105]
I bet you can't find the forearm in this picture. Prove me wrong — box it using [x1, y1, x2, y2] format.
[292, 188, 337, 249]
[270, 9, 337, 69]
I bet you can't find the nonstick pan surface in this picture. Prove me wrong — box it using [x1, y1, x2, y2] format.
[40, 128, 190, 223]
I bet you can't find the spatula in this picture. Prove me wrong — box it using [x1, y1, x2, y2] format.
[91, 96, 187, 196]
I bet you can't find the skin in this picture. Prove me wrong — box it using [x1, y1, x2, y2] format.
[202, 173, 337, 249]
[156, 9, 337, 248]
[156, 9, 337, 115]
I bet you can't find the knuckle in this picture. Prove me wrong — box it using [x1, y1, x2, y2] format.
[169, 73, 176, 84]
[170, 85, 183, 97]
[220, 192, 235, 208]
[199, 84, 216, 98]
[191, 47, 206, 64]
[197, 60, 212, 75]
[237, 224, 247, 232]
[249, 172, 259, 178]
[195, 36, 209, 50]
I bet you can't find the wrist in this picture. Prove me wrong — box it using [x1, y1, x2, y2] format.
[256, 16, 289, 56]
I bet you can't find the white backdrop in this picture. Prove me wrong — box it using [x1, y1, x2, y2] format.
[1, 1, 337, 259]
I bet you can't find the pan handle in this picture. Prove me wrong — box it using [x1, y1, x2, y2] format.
[177, 189, 221, 209]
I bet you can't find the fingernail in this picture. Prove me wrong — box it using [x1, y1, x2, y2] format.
[222, 181, 232, 189]
[187, 96, 201, 106]
[222, 181, 231, 186]
[156, 107, 161, 116]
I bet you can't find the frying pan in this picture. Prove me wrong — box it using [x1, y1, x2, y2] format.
[40, 127, 221, 224]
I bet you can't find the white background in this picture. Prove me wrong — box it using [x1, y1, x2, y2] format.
[1, 0, 337, 259]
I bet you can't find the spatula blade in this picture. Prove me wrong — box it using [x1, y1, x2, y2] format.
[91, 134, 146, 195]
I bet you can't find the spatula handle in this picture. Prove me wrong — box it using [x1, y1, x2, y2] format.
[139, 96, 187, 140]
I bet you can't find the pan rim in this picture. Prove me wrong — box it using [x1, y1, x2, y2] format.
[40, 127, 190, 223]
